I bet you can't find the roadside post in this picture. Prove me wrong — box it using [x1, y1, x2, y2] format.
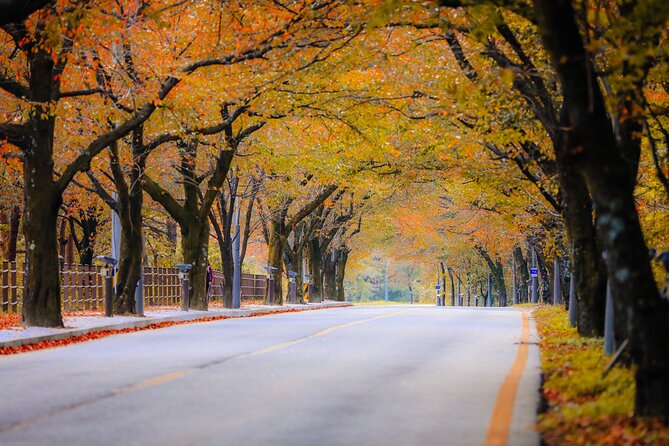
[435, 283, 441, 306]
[530, 252, 539, 304]
[486, 274, 492, 307]
[568, 275, 577, 328]
[288, 271, 298, 304]
[304, 273, 313, 303]
[176, 263, 192, 311]
[553, 258, 562, 305]
[264, 265, 278, 305]
[96, 256, 117, 317]
[232, 204, 241, 309]
[604, 281, 615, 355]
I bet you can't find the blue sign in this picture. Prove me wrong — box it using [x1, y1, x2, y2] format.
[436, 285, 441, 290]
[530, 267, 538, 277]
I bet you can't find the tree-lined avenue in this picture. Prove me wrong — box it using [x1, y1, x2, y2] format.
[0, 306, 540, 446]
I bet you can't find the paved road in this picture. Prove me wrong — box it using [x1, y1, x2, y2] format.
[0, 306, 540, 446]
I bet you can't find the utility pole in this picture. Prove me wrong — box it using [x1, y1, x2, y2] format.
[531, 250, 539, 304]
[232, 201, 241, 309]
[111, 192, 121, 292]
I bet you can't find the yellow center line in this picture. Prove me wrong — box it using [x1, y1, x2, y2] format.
[239, 310, 408, 359]
[124, 310, 409, 392]
[0, 310, 409, 434]
[484, 309, 531, 446]
[114, 371, 189, 395]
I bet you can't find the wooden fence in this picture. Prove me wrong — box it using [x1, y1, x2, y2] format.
[208, 270, 267, 302]
[1, 261, 268, 313]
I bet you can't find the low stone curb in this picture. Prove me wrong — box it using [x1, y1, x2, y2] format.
[0, 302, 351, 349]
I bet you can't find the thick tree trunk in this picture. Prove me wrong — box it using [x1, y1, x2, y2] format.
[535, 248, 551, 303]
[114, 230, 142, 314]
[109, 134, 145, 315]
[513, 246, 529, 303]
[335, 249, 348, 302]
[113, 191, 143, 314]
[322, 252, 337, 300]
[181, 219, 210, 310]
[495, 259, 507, 306]
[22, 166, 62, 327]
[21, 46, 62, 327]
[266, 221, 285, 305]
[308, 238, 324, 303]
[556, 126, 607, 336]
[536, 0, 669, 418]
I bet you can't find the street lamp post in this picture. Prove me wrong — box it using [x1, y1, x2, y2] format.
[288, 271, 298, 304]
[96, 256, 117, 317]
[264, 266, 278, 305]
[232, 203, 241, 309]
[176, 263, 192, 311]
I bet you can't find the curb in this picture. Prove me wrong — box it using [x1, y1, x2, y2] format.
[0, 302, 351, 350]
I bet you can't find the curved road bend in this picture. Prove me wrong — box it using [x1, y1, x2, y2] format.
[0, 305, 540, 446]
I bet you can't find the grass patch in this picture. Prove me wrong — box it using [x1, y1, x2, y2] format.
[535, 305, 669, 445]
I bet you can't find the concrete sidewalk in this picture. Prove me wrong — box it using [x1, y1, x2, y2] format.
[0, 302, 350, 349]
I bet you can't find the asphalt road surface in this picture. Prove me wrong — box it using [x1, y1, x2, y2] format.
[0, 305, 540, 446]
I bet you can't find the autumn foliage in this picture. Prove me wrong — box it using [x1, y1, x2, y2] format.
[535, 306, 669, 445]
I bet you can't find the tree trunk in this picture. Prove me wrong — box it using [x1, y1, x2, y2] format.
[335, 249, 348, 301]
[495, 259, 507, 306]
[308, 238, 323, 303]
[556, 129, 607, 336]
[211, 209, 233, 307]
[113, 193, 143, 315]
[109, 134, 145, 315]
[513, 246, 529, 303]
[181, 218, 210, 310]
[267, 220, 285, 305]
[536, 248, 551, 303]
[22, 168, 62, 327]
[322, 251, 337, 300]
[536, 0, 669, 418]
[21, 46, 62, 327]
